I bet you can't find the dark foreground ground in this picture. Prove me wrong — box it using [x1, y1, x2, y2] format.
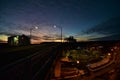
[0, 41, 120, 80]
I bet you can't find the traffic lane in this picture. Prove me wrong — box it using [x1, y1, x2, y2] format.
[32, 49, 60, 80]
[0, 43, 60, 68]
[0, 44, 60, 80]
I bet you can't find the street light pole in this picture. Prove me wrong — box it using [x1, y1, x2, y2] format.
[60, 27, 62, 43]
[30, 26, 38, 44]
[54, 25, 62, 43]
[30, 28, 33, 44]
[30, 28, 32, 40]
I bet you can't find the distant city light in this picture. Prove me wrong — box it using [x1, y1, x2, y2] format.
[108, 53, 111, 56]
[77, 60, 80, 64]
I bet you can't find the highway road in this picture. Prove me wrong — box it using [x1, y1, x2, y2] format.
[0, 43, 62, 80]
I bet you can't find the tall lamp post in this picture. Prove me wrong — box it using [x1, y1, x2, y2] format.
[30, 26, 38, 44]
[54, 25, 62, 43]
[53, 25, 63, 78]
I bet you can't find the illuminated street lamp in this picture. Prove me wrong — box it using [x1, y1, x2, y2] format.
[53, 25, 62, 43]
[30, 26, 38, 43]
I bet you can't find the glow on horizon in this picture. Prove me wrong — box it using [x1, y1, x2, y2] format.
[0, 34, 103, 44]
[0, 29, 112, 44]
[0, 35, 8, 43]
[31, 39, 65, 44]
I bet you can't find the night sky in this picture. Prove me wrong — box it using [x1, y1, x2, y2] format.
[0, 0, 120, 43]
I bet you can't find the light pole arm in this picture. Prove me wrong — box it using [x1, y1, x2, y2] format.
[29, 26, 38, 44]
[30, 28, 33, 44]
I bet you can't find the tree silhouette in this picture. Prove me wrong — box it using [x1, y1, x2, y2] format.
[64, 36, 76, 42]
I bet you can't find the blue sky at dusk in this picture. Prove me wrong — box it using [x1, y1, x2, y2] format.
[0, 0, 120, 43]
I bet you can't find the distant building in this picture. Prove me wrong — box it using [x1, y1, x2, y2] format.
[8, 35, 30, 46]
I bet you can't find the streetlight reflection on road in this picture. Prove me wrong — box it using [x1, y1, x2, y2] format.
[53, 25, 63, 43]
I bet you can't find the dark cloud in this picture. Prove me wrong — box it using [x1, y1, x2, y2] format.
[42, 35, 52, 40]
[0, 20, 31, 30]
[42, 34, 62, 40]
[90, 34, 120, 41]
[0, 32, 19, 36]
[84, 17, 120, 34]
[42, 32, 65, 40]
[31, 35, 40, 40]
[83, 17, 120, 40]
